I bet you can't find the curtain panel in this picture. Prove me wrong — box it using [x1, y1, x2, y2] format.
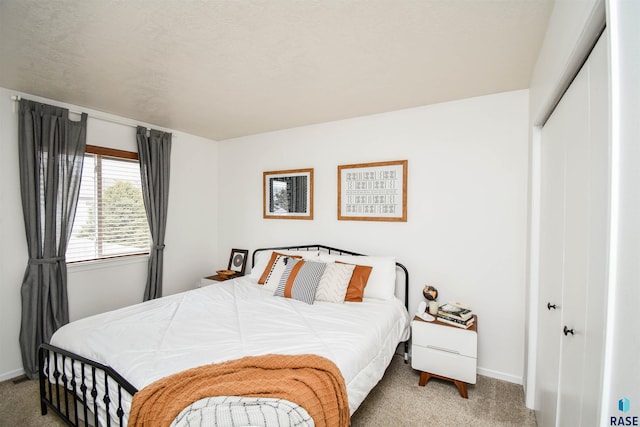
[18, 99, 87, 379]
[136, 126, 171, 301]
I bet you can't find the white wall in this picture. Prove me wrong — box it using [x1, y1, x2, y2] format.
[0, 87, 219, 380]
[0, 88, 27, 381]
[217, 90, 530, 383]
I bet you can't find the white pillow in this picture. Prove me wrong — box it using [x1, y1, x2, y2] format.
[249, 249, 320, 280]
[317, 254, 396, 300]
[315, 262, 355, 303]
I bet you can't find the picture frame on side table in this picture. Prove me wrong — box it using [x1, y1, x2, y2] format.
[338, 160, 407, 222]
[228, 249, 249, 275]
[263, 168, 314, 220]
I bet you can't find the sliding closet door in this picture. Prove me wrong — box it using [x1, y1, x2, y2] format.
[556, 32, 609, 427]
[535, 70, 571, 427]
[535, 32, 609, 427]
[576, 32, 608, 426]
[555, 54, 590, 426]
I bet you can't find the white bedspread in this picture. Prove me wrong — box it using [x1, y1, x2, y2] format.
[50, 276, 410, 419]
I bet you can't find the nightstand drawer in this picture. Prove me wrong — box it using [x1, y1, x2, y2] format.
[412, 344, 477, 384]
[411, 320, 477, 357]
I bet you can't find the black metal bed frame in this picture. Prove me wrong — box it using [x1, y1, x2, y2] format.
[39, 244, 410, 426]
[39, 342, 137, 426]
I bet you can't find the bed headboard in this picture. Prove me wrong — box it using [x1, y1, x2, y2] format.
[252, 244, 409, 310]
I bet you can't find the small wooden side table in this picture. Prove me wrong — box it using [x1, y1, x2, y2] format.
[205, 273, 238, 281]
[199, 272, 240, 287]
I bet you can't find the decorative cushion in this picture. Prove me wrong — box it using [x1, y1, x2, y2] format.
[257, 252, 303, 284]
[339, 263, 373, 302]
[315, 263, 355, 303]
[250, 250, 319, 281]
[261, 255, 292, 292]
[274, 259, 326, 304]
[318, 254, 396, 301]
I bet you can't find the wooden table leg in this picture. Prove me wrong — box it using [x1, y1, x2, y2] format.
[417, 371, 469, 398]
[418, 372, 432, 386]
[454, 380, 468, 398]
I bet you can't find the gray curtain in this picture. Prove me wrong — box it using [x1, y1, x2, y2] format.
[18, 99, 87, 379]
[137, 126, 171, 301]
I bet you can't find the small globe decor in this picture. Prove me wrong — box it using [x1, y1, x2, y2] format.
[423, 285, 438, 301]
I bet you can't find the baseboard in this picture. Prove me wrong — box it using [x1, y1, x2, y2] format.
[477, 366, 522, 385]
[0, 368, 26, 383]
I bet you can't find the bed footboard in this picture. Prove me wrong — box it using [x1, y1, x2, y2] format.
[39, 343, 138, 427]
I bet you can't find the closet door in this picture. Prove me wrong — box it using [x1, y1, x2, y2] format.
[556, 32, 609, 427]
[535, 32, 609, 427]
[535, 70, 571, 427]
[576, 32, 608, 425]
[555, 54, 590, 426]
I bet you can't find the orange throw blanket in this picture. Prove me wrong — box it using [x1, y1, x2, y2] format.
[128, 354, 350, 427]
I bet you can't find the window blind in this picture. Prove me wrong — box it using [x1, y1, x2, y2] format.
[67, 150, 150, 262]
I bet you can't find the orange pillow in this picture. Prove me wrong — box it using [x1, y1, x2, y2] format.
[258, 252, 302, 284]
[338, 262, 373, 302]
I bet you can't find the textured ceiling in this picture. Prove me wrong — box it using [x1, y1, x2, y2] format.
[0, 1, 552, 140]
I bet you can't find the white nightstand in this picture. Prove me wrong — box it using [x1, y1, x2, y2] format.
[411, 315, 478, 398]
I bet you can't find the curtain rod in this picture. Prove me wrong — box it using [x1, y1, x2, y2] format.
[10, 95, 175, 137]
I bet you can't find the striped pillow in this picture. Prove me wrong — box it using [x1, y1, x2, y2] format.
[274, 259, 326, 304]
[315, 262, 355, 303]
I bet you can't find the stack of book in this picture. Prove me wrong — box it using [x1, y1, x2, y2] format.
[437, 302, 475, 329]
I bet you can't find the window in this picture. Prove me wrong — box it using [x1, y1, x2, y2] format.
[67, 146, 150, 262]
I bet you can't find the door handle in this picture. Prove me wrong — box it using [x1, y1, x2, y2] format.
[547, 302, 557, 310]
[563, 326, 574, 336]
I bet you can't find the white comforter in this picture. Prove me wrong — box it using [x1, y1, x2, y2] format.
[50, 276, 410, 420]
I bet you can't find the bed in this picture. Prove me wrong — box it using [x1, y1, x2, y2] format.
[39, 244, 410, 426]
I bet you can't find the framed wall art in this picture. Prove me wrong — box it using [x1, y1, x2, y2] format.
[338, 160, 407, 222]
[228, 249, 249, 275]
[263, 168, 314, 220]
